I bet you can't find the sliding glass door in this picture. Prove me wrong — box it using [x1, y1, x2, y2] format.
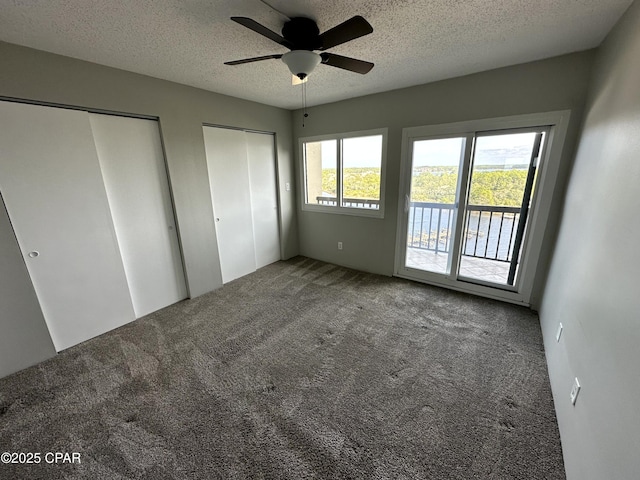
[395, 112, 568, 305]
[404, 136, 467, 275]
[458, 131, 543, 287]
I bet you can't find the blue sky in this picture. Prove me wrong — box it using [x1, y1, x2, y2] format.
[315, 132, 537, 169]
[318, 135, 383, 169]
[413, 133, 536, 167]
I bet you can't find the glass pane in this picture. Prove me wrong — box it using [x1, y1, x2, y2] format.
[341, 135, 383, 209]
[405, 137, 465, 274]
[304, 140, 336, 205]
[459, 132, 541, 286]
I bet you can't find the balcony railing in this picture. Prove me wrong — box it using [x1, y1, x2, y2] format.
[408, 202, 521, 262]
[407, 202, 456, 254]
[314, 197, 521, 265]
[316, 196, 380, 209]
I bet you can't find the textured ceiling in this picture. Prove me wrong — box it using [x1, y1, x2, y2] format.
[0, 0, 633, 110]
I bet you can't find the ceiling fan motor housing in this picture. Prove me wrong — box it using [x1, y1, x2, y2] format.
[282, 17, 322, 50]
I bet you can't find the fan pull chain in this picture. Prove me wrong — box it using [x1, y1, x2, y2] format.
[302, 80, 309, 127]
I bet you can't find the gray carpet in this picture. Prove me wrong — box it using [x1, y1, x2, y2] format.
[0, 257, 565, 479]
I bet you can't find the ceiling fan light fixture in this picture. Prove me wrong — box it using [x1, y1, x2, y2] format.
[282, 50, 321, 80]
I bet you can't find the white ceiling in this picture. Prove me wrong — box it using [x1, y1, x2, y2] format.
[0, 0, 633, 110]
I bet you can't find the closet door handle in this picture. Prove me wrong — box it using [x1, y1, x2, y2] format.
[28, 251, 40, 258]
[216, 218, 220, 222]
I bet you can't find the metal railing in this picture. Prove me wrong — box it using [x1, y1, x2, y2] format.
[462, 205, 521, 262]
[408, 202, 521, 262]
[316, 196, 380, 209]
[407, 202, 456, 254]
[315, 197, 521, 264]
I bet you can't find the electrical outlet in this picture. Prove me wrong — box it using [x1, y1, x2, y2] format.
[570, 377, 581, 405]
[556, 323, 563, 342]
[337, 241, 343, 250]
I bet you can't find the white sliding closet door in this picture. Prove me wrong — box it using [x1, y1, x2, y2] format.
[90, 114, 187, 318]
[246, 132, 281, 268]
[204, 127, 257, 283]
[203, 126, 280, 284]
[0, 101, 135, 351]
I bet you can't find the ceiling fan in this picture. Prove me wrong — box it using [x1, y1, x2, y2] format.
[224, 15, 374, 80]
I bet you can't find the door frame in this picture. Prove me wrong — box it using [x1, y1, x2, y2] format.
[394, 110, 570, 306]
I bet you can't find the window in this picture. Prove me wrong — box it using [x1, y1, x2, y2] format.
[300, 129, 387, 217]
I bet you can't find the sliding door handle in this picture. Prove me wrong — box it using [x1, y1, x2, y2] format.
[404, 195, 410, 213]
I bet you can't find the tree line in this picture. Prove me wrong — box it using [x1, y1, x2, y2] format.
[322, 167, 527, 206]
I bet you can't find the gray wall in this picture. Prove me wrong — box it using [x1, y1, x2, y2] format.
[539, 1, 640, 478]
[292, 52, 594, 307]
[0, 201, 56, 377]
[0, 41, 296, 377]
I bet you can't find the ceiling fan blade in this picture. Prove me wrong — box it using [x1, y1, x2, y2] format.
[320, 53, 374, 74]
[224, 54, 283, 66]
[230, 17, 293, 49]
[318, 16, 373, 51]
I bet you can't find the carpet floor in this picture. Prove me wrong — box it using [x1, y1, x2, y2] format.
[0, 257, 565, 479]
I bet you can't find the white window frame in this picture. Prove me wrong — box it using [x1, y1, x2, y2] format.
[299, 128, 388, 218]
[394, 111, 571, 306]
